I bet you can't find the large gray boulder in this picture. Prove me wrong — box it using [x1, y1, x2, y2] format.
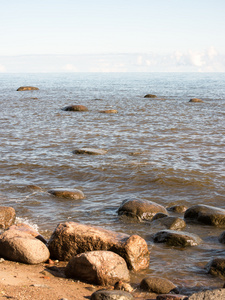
[0, 229, 50, 264]
[153, 230, 202, 247]
[48, 222, 149, 272]
[140, 276, 178, 294]
[91, 289, 133, 300]
[188, 288, 225, 300]
[65, 251, 130, 286]
[184, 204, 225, 227]
[0, 206, 16, 229]
[118, 199, 168, 221]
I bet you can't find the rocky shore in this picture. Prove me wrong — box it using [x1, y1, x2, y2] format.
[1, 194, 225, 300]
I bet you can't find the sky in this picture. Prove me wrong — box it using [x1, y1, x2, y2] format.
[0, 0, 225, 72]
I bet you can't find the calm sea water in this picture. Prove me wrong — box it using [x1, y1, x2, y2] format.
[1, 72, 225, 294]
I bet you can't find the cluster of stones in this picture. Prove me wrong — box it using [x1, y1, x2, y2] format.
[2, 196, 225, 299]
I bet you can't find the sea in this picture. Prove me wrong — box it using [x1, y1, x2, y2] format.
[1, 72, 225, 294]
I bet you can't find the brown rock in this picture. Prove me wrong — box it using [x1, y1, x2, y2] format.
[151, 217, 186, 230]
[0, 229, 50, 264]
[48, 188, 85, 200]
[140, 276, 177, 294]
[167, 205, 188, 214]
[114, 281, 133, 292]
[144, 94, 157, 98]
[91, 289, 134, 300]
[118, 199, 168, 221]
[72, 148, 107, 155]
[62, 105, 88, 111]
[188, 288, 225, 300]
[184, 204, 225, 227]
[48, 222, 150, 272]
[0, 206, 16, 229]
[8, 223, 47, 244]
[65, 251, 130, 286]
[206, 257, 225, 278]
[17, 86, 39, 91]
[156, 295, 187, 300]
[189, 98, 203, 103]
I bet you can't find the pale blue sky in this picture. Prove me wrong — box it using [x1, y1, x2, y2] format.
[0, 0, 225, 72]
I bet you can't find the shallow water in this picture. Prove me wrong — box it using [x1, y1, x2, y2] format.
[1, 72, 225, 294]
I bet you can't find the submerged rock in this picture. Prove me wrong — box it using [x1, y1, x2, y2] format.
[144, 94, 157, 98]
[62, 105, 88, 111]
[48, 188, 85, 200]
[184, 204, 225, 227]
[17, 86, 39, 91]
[65, 251, 130, 286]
[0, 229, 50, 264]
[91, 289, 134, 300]
[48, 221, 150, 272]
[0, 206, 16, 229]
[153, 230, 202, 247]
[99, 109, 118, 113]
[206, 257, 225, 278]
[140, 276, 178, 294]
[73, 148, 108, 155]
[118, 199, 168, 221]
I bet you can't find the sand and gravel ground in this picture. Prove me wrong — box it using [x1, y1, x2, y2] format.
[0, 260, 157, 300]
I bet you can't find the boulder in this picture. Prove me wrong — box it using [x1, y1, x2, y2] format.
[218, 231, 225, 243]
[114, 281, 133, 292]
[153, 230, 202, 247]
[0, 229, 50, 264]
[72, 148, 108, 155]
[48, 222, 149, 272]
[206, 258, 225, 278]
[140, 276, 178, 294]
[151, 217, 186, 230]
[65, 251, 130, 286]
[17, 86, 39, 91]
[99, 109, 118, 113]
[144, 94, 157, 98]
[189, 98, 203, 103]
[8, 223, 47, 244]
[91, 289, 134, 300]
[62, 105, 88, 111]
[184, 204, 225, 227]
[167, 205, 188, 214]
[188, 288, 225, 300]
[48, 188, 85, 200]
[0, 206, 16, 229]
[118, 199, 168, 221]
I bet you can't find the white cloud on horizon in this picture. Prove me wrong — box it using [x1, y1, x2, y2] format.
[0, 48, 224, 73]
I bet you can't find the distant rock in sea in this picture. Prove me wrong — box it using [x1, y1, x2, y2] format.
[17, 86, 39, 91]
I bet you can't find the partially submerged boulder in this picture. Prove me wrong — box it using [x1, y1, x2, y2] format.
[206, 258, 225, 278]
[144, 94, 157, 98]
[140, 276, 178, 294]
[72, 148, 108, 155]
[48, 188, 85, 200]
[189, 98, 204, 103]
[17, 86, 39, 91]
[65, 251, 130, 286]
[153, 230, 202, 247]
[118, 199, 168, 221]
[48, 222, 150, 271]
[0, 206, 16, 229]
[62, 105, 88, 111]
[99, 109, 118, 113]
[167, 205, 188, 214]
[151, 216, 186, 231]
[0, 229, 50, 264]
[184, 204, 225, 227]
